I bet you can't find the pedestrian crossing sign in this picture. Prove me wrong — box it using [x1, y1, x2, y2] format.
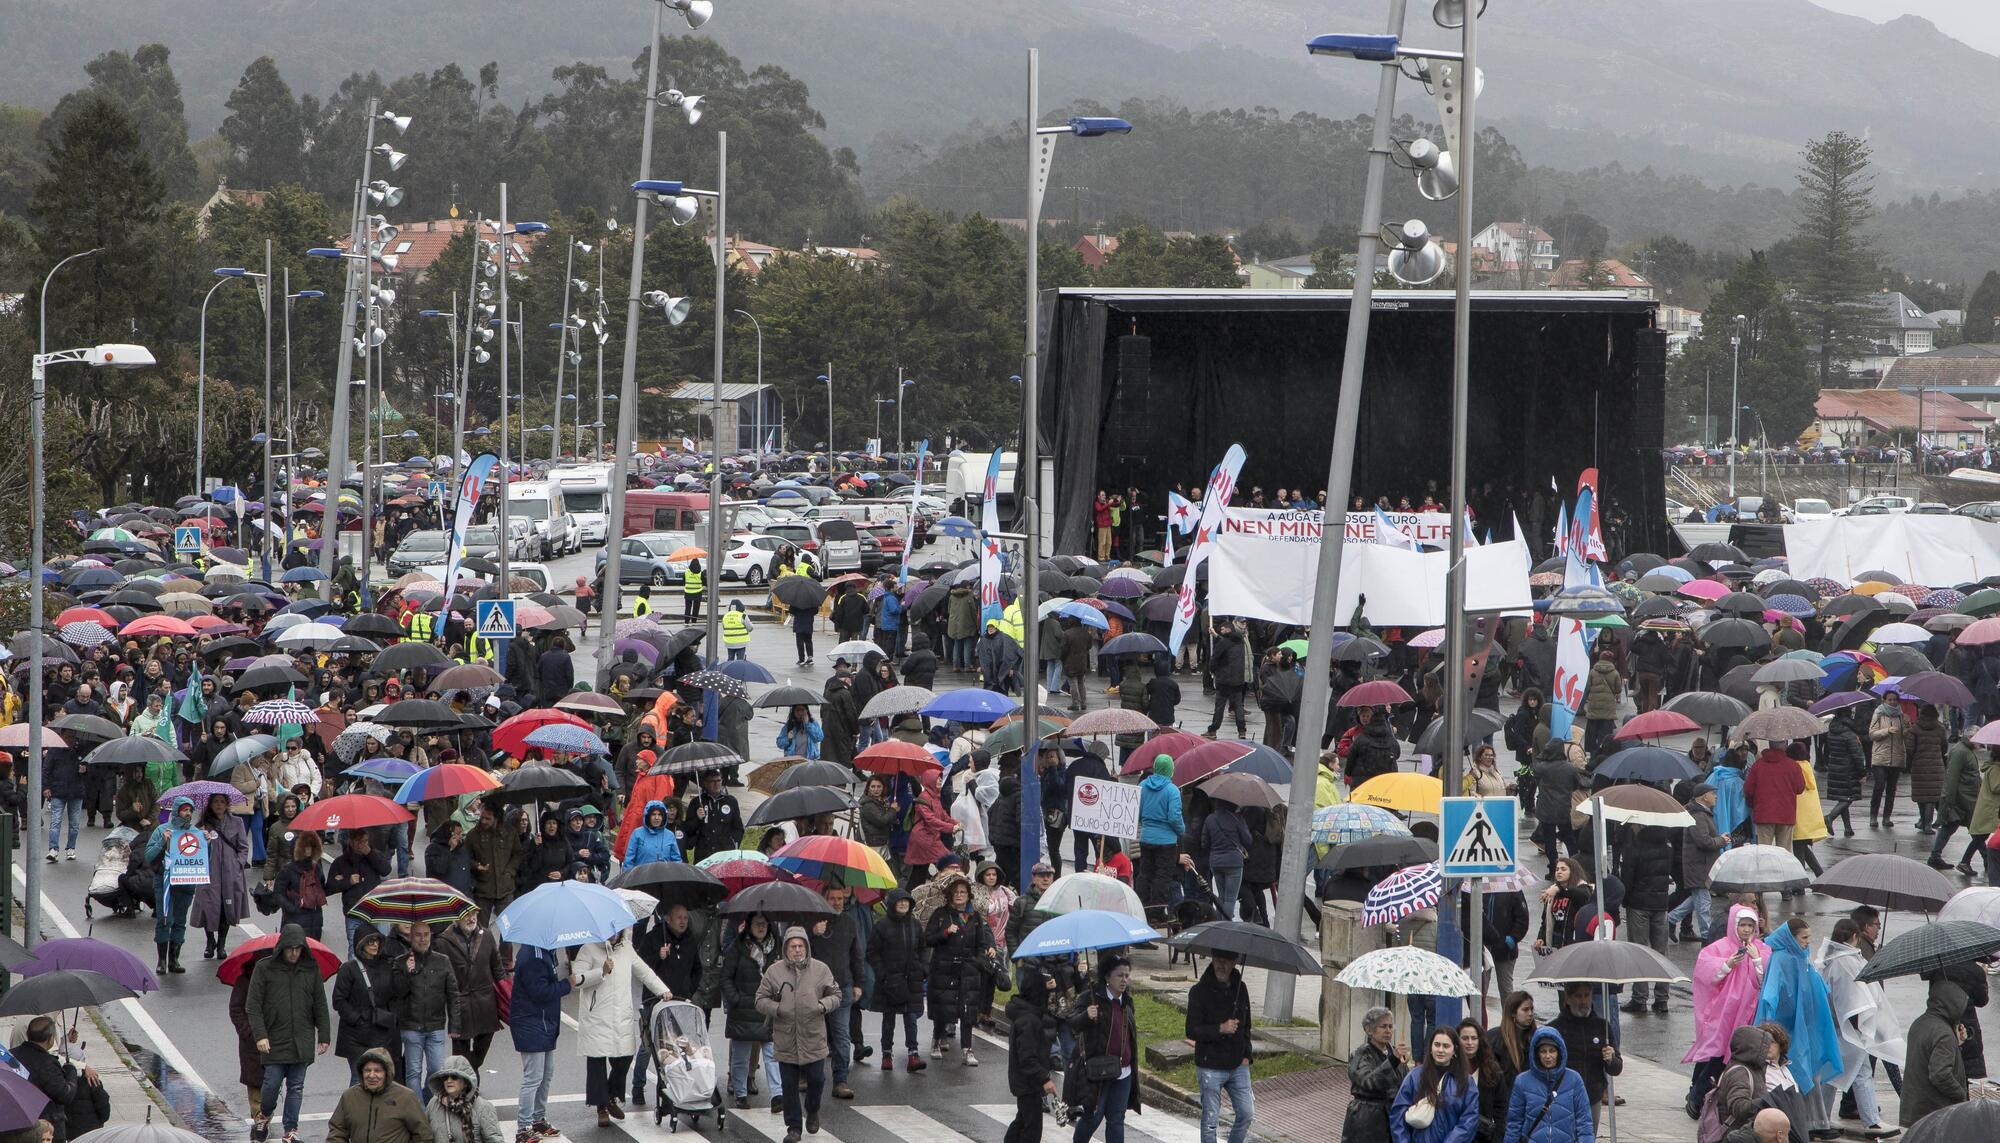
[475, 599, 516, 639]
[172, 525, 202, 555]
[428, 479, 447, 500]
[1440, 796, 1518, 877]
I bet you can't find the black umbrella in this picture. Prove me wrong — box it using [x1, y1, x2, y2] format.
[1712, 591, 1767, 616]
[1716, 663, 1762, 710]
[1164, 921, 1325, 975]
[1317, 835, 1436, 874]
[48, 714, 123, 742]
[752, 685, 822, 710]
[369, 642, 450, 677]
[1617, 553, 1667, 575]
[0, 968, 138, 1016]
[375, 699, 463, 728]
[1811, 853, 1957, 913]
[198, 635, 260, 661]
[0, 933, 33, 972]
[746, 784, 855, 826]
[1902, 1093, 2000, 1143]
[650, 742, 742, 778]
[1331, 636, 1391, 663]
[8, 633, 76, 662]
[1689, 542, 1746, 564]
[718, 880, 837, 920]
[1662, 690, 1752, 727]
[906, 583, 951, 621]
[608, 860, 728, 909]
[84, 736, 185, 767]
[343, 613, 406, 639]
[328, 635, 382, 654]
[771, 577, 828, 611]
[1856, 919, 2000, 983]
[1697, 618, 1767, 650]
[1820, 593, 1883, 619]
[232, 664, 308, 693]
[1872, 645, 1934, 677]
[1759, 579, 1818, 602]
[774, 760, 857, 791]
[660, 628, 707, 662]
[1411, 708, 1506, 758]
[488, 765, 589, 806]
[1523, 940, 1687, 985]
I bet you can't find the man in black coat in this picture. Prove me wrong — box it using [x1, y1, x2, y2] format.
[810, 883, 867, 1099]
[15, 1016, 94, 1143]
[1005, 967, 1062, 1143]
[1204, 619, 1252, 737]
[632, 902, 706, 1105]
[1617, 823, 1676, 1013]
[1185, 952, 1254, 1143]
[685, 769, 745, 860]
[1481, 889, 1530, 999]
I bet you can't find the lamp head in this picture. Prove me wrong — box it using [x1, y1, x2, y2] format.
[643, 291, 693, 326]
[1382, 219, 1448, 286]
[213, 267, 248, 278]
[1433, 0, 1487, 28]
[295, 290, 325, 300]
[306, 247, 344, 259]
[1066, 116, 1132, 137]
[664, 0, 713, 29]
[372, 144, 408, 171]
[90, 343, 156, 369]
[380, 110, 412, 134]
[376, 254, 401, 273]
[1403, 138, 1459, 201]
[577, 242, 593, 255]
[474, 347, 491, 364]
[816, 374, 831, 383]
[659, 88, 704, 125]
[513, 222, 549, 234]
[1306, 33, 1401, 61]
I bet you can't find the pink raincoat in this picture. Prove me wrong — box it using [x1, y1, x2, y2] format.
[1682, 903, 1770, 1064]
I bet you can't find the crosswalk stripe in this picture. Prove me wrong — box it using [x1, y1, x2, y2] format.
[857, 1104, 990, 1143]
[974, 1100, 1209, 1143]
[729, 1101, 800, 1142]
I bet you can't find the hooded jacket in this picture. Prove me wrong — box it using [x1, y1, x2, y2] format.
[1138, 756, 1186, 846]
[1185, 962, 1252, 1071]
[423, 1054, 506, 1143]
[867, 890, 929, 1014]
[1548, 1000, 1622, 1105]
[436, 920, 506, 1040]
[247, 923, 331, 1064]
[924, 883, 998, 1023]
[623, 800, 684, 867]
[463, 815, 521, 903]
[508, 946, 571, 1055]
[1754, 922, 1845, 1091]
[326, 1047, 431, 1143]
[1908, 707, 1949, 802]
[1347, 720, 1403, 787]
[1007, 969, 1060, 1097]
[1743, 747, 1804, 825]
[333, 930, 400, 1060]
[904, 769, 957, 868]
[1901, 980, 1970, 1127]
[1581, 660, 1622, 720]
[1821, 714, 1868, 806]
[755, 926, 841, 1065]
[1940, 739, 1985, 827]
[1502, 1027, 1594, 1143]
[1710, 1025, 1771, 1135]
[572, 936, 672, 1058]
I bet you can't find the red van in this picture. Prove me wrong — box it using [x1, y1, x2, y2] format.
[622, 489, 709, 535]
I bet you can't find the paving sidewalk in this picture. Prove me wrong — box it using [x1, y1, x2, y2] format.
[0, 1009, 171, 1131]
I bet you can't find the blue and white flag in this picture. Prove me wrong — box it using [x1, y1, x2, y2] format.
[979, 449, 1006, 624]
[1169, 445, 1247, 655]
[1373, 508, 1417, 551]
[436, 453, 499, 629]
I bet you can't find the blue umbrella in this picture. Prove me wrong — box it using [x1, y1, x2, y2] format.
[1764, 593, 1813, 618]
[1011, 909, 1161, 958]
[921, 688, 1021, 722]
[937, 516, 979, 540]
[523, 723, 611, 756]
[345, 757, 418, 785]
[279, 566, 329, 583]
[1594, 746, 1699, 783]
[715, 659, 776, 684]
[497, 881, 638, 949]
[1056, 602, 1109, 631]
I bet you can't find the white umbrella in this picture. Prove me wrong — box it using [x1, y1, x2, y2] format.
[1709, 843, 1810, 894]
[858, 685, 937, 721]
[1032, 871, 1146, 919]
[1939, 886, 2000, 928]
[274, 622, 344, 650]
[1334, 946, 1476, 996]
[1866, 622, 1931, 646]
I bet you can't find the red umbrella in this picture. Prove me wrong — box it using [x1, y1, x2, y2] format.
[217, 932, 341, 985]
[853, 740, 944, 778]
[54, 607, 116, 627]
[290, 793, 413, 832]
[492, 709, 592, 757]
[121, 614, 199, 638]
[1337, 680, 1413, 708]
[1172, 739, 1257, 786]
[1118, 730, 1209, 775]
[1613, 710, 1701, 741]
[704, 858, 779, 894]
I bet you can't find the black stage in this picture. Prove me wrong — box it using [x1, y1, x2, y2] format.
[1037, 288, 1669, 556]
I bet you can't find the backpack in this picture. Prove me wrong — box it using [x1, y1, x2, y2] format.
[1697, 1065, 1751, 1143]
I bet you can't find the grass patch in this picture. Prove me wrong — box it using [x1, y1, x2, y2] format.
[1131, 990, 1322, 1089]
[1159, 1052, 1323, 1090]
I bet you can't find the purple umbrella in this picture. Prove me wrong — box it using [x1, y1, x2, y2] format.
[157, 780, 248, 808]
[1808, 690, 1876, 716]
[1097, 576, 1144, 599]
[613, 638, 661, 663]
[1893, 670, 1975, 707]
[901, 578, 930, 604]
[1095, 599, 1137, 622]
[1140, 594, 1177, 621]
[0, 1068, 49, 1130]
[19, 937, 159, 994]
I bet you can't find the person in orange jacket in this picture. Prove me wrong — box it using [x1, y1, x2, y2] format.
[613, 750, 677, 861]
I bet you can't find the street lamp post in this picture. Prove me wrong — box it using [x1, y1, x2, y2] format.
[199, 266, 260, 497]
[1729, 314, 1744, 501]
[874, 398, 893, 447]
[595, 0, 713, 685]
[1020, 47, 1134, 886]
[898, 373, 915, 463]
[733, 309, 763, 471]
[821, 368, 835, 470]
[280, 275, 323, 560]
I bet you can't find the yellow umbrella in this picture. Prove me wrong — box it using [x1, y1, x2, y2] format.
[1849, 581, 1891, 597]
[1350, 772, 1443, 814]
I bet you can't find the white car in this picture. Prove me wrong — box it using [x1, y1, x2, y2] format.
[1790, 498, 1834, 520]
[721, 532, 786, 585]
[1837, 495, 1914, 517]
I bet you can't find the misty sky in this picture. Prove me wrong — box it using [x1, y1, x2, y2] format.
[1811, 0, 2000, 54]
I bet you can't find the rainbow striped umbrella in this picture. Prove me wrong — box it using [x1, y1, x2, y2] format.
[393, 763, 502, 804]
[349, 877, 477, 927]
[769, 836, 896, 890]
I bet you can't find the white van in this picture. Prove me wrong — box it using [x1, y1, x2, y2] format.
[507, 481, 579, 559]
[551, 463, 613, 545]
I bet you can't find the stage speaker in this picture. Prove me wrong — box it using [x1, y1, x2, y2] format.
[1111, 334, 1151, 465]
[1630, 327, 1667, 444]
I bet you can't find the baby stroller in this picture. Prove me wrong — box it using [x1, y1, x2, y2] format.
[647, 1000, 724, 1133]
[85, 828, 149, 920]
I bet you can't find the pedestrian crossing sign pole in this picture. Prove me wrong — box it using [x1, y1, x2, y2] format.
[1440, 796, 1518, 877]
[173, 525, 202, 557]
[476, 599, 516, 675]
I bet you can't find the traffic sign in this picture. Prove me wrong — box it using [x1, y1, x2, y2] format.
[428, 479, 448, 500]
[1440, 796, 1518, 877]
[475, 598, 517, 639]
[172, 525, 202, 555]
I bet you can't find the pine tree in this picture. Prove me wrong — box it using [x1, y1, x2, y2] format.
[42, 44, 200, 200]
[1963, 270, 2000, 344]
[1790, 131, 1880, 384]
[220, 57, 303, 189]
[27, 96, 167, 356]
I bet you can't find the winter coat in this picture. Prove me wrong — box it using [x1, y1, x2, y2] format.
[1530, 742, 1585, 826]
[395, 945, 462, 1035]
[274, 856, 330, 933]
[1743, 748, 1804, 825]
[776, 718, 824, 761]
[1007, 990, 1060, 1097]
[1343, 1042, 1410, 1143]
[924, 900, 998, 1023]
[1390, 1068, 1480, 1143]
[14, 1040, 78, 1143]
[623, 800, 684, 867]
[756, 929, 842, 1065]
[1901, 980, 1969, 1127]
[333, 938, 401, 1060]
[1185, 964, 1252, 1071]
[329, 845, 392, 912]
[507, 948, 571, 1055]
[1069, 986, 1144, 1116]
[1503, 1028, 1595, 1143]
[635, 913, 705, 1002]
[424, 832, 475, 898]
[822, 679, 861, 768]
[808, 909, 864, 992]
[1548, 1006, 1622, 1106]
[463, 822, 520, 903]
[722, 930, 779, 1042]
[946, 586, 980, 642]
[1202, 803, 1253, 871]
[231, 971, 264, 1091]
[1820, 718, 1868, 805]
[246, 924, 332, 1063]
[1793, 760, 1829, 843]
[1210, 627, 1253, 688]
[1908, 710, 1949, 802]
[904, 770, 958, 869]
[901, 636, 940, 690]
[859, 793, 898, 848]
[1582, 661, 1622, 720]
[571, 938, 671, 1058]
[1681, 803, 1726, 889]
[1347, 722, 1403, 787]
[424, 1055, 507, 1143]
[1971, 753, 2000, 836]
[868, 893, 930, 1014]
[324, 1048, 431, 1143]
[1144, 673, 1181, 726]
[192, 812, 252, 930]
[1138, 770, 1186, 847]
[1868, 704, 1910, 769]
[1941, 741, 1987, 827]
[1617, 825, 1674, 912]
[1711, 1027, 1772, 1136]
[436, 922, 505, 1040]
[978, 628, 1023, 692]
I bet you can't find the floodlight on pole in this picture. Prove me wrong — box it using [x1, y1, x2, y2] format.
[1382, 218, 1448, 285]
[373, 144, 407, 171]
[664, 0, 713, 29]
[656, 87, 704, 125]
[1433, 0, 1486, 27]
[380, 109, 412, 134]
[369, 180, 404, 207]
[643, 291, 693, 325]
[1398, 137, 1459, 201]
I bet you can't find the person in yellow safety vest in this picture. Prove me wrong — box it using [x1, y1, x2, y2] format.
[681, 558, 705, 624]
[466, 631, 490, 663]
[632, 585, 653, 619]
[405, 608, 435, 642]
[999, 596, 1026, 646]
[721, 601, 752, 660]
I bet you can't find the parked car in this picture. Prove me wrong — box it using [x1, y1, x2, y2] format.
[1790, 498, 1835, 520]
[594, 530, 698, 586]
[858, 522, 906, 572]
[1837, 495, 1914, 516]
[1908, 502, 1951, 514]
[464, 521, 536, 562]
[387, 530, 450, 576]
[754, 518, 862, 574]
[1952, 500, 2000, 522]
[721, 532, 786, 585]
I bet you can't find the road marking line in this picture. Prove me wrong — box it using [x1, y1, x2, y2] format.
[857, 1104, 988, 1143]
[298, 1092, 588, 1122]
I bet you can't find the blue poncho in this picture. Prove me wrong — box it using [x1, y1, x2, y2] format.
[1753, 923, 1845, 1090]
[1708, 764, 1748, 839]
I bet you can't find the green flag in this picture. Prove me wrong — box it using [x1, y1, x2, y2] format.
[275, 685, 304, 746]
[176, 662, 207, 726]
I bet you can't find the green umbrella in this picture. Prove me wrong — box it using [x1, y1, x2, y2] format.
[1957, 588, 2000, 617]
[1278, 638, 1309, 657]
[985, 716, 1073, 755]
[89, 527, 137, 542]
[1583, 614, 1628, 629]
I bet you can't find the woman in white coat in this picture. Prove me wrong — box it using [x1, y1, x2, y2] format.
[571, 929, 674, 1127]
